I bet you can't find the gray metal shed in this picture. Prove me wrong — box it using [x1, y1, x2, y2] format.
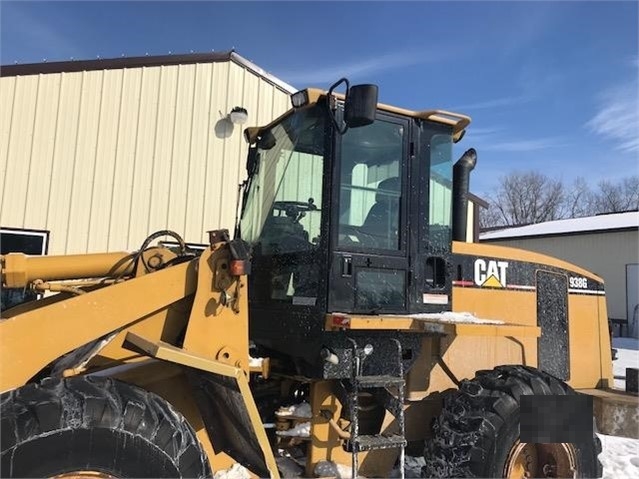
[481, 211, 639, 336]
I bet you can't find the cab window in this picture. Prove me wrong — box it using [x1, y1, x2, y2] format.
[337, 120, 404, 250]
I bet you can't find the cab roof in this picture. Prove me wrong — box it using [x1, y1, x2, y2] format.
[245, 87, 471, 144]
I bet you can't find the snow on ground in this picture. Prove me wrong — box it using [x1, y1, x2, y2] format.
[601, 338, 639, 478]
[612, 337, 639, 390]
[213, 463, 251, 479]
[599, 433, 639, 479]
[276, 401, 312, 418]
[276, 421, 311, 437]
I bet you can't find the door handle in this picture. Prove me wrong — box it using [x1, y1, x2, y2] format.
[341, 256, 353, 277]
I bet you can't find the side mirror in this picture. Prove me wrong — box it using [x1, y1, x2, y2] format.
[344, 84, 378, 128]
[327, 78, 379, 134]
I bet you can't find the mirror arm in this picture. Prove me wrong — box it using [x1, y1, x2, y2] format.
[326, 77, 350, 135]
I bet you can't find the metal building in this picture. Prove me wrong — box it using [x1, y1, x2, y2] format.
[480, 211, 639, 337]
[1, 52, 295, 255]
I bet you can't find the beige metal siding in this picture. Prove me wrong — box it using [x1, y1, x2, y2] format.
[484, 229, 639, 320]
[2, 75, 39, 228]
[465, 201, 475, 243]
[0, 76, 16, 192]
[1, 60, 291, 254]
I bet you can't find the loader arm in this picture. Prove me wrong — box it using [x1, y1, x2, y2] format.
[0, 231, 279, 478]
[0, 259, 196, 392]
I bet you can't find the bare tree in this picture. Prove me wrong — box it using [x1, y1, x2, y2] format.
[592, 176, 639, 214]
[479, 172, 639, 229]
[479, 201, 505, 229]
[562, 177, 595, 218]
[490, 171, 565, 226]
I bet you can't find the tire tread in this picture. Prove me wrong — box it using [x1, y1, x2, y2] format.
[423, 365, 603, 478]
[1, 376, 211, 478]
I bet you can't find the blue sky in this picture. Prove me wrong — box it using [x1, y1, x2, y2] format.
[1, 1, 637, 195]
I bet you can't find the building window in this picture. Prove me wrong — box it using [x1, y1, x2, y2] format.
[1, 227, 49, 255]
[1, 227, 49, 311]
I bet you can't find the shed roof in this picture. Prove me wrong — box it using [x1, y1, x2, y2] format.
[0, 51, 297, 94]
[480, 211, 639, 241]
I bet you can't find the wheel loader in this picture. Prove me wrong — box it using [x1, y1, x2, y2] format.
[0, 79, 614, 478]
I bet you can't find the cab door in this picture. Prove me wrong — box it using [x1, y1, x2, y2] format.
[328, 113, 411, 314]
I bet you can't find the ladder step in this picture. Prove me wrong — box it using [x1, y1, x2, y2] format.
[353, 434, 406, 451]
[355, 375, 405, 388]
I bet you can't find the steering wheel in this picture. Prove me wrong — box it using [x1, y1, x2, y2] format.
[273, 200, 318, 212]
[272, 199, 319, 223]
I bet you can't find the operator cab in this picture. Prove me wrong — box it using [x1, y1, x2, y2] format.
[239, 82, 471, 358]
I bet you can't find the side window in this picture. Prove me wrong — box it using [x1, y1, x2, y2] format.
[428, 133, 453, 249]
[338, 120, 404, 250]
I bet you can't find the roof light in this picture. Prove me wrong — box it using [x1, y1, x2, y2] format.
[291, 90, 309, 108]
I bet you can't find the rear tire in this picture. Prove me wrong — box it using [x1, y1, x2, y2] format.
[1, 376, 211, 478]
[422, 365, 602, 478]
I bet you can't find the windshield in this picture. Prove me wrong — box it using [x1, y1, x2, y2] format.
[240, 106, 326, 254]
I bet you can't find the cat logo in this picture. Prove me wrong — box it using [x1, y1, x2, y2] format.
[474, 259, 509, 288]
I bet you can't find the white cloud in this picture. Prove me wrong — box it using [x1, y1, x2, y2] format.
[481, 137, 568, 152]
[278, 49, 440, 85]
[466, 126, 504, 137]
[464, 127, 503, 145]
[499, 3, 559, 58]
[587, 81, 639, 153]
[466, 126, 567, 152]
[452, 94, 533, 111]
[2, 4, 82, 63]
[450, 58, 562, 113]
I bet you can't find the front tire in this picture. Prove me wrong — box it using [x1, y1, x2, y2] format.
[422, 365, 602, 478]
[1, 376, 211, 478]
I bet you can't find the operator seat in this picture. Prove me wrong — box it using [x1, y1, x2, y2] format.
[361, 176, 400, 249]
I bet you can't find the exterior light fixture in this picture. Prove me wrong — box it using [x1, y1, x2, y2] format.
[228, 106, 248, 125]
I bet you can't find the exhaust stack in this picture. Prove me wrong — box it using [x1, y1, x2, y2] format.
[452, 148, 477, 242]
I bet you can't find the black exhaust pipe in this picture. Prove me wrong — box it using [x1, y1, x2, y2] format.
[452, 148, 477, 242]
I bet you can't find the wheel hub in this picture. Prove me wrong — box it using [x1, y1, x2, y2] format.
[504, 441, 577, 478]
[53, 472, 117, 479]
